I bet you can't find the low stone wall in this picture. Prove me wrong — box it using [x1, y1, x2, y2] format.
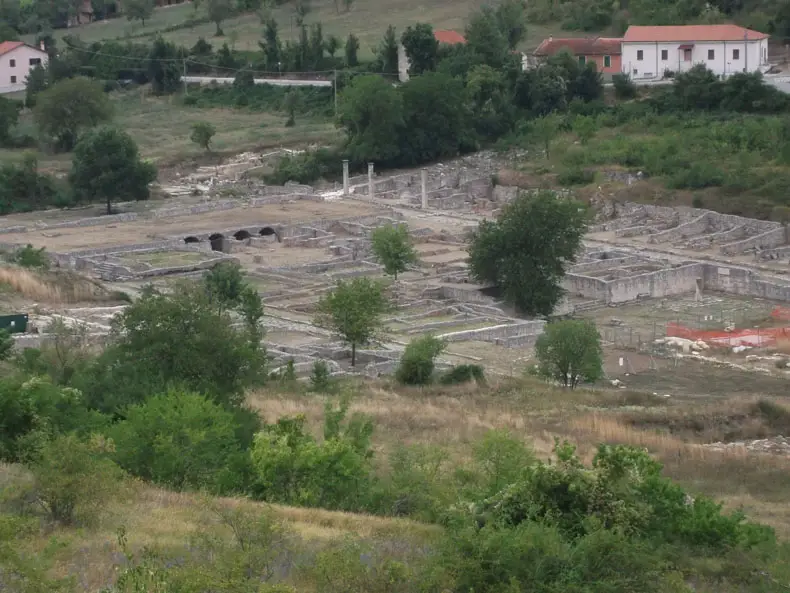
[438, 320, 546, 344]
[564, 274, 608, 301]
[720, 227, 787, 255]
[647, 213, 711, 244]
[606, 264, 703, 303]
[570, 257, 645, 274]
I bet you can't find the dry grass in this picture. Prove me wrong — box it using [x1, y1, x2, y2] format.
[30, 481, 437, 591]
[0, 266, 125, 304]
[568, 405, 790, 537]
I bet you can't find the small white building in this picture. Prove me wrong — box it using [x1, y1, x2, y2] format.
[621, 24, 769, 80]
[0, 41, 49, 95]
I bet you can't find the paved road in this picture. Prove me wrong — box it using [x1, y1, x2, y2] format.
[183, 76, 332, 87]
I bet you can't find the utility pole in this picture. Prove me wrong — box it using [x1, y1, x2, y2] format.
[183, 58, 188, 95]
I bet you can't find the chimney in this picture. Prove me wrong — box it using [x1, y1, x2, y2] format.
[40, 41, 46, 52]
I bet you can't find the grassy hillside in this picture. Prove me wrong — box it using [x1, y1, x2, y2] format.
[4, 375, 790, 591]
[0, 90, 339, 175]
[36, 0, 571, 56]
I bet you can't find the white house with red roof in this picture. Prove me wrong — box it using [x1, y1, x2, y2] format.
[0, 41, 49, 94]
[621, 24, 769, 80]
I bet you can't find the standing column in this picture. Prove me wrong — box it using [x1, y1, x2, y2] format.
[342, 160, 349, 196]
[421, 168, 428, 209]
[368, 162, 374, 199]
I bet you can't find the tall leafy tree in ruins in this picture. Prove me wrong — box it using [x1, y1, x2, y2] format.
[314, 278, 390, 366]
[468, 190, 588, 316]
[370, 223, 418, 280]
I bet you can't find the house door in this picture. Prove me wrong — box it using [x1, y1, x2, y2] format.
[678, 48, 693, 72]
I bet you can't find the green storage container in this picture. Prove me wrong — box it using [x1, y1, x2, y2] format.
[0, 314, 28, 334]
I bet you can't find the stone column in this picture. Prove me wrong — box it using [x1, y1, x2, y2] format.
[342, 160, 349, 196]
[421, 168, 428, 209]
[368, 162, 374, 199]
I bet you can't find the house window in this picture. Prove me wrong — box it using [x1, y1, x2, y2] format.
[733, 48, 740, 60]
[708, 49, 715, 60]
[29, 58, 41, 66]
[578, 55, 586, 65]
[9, 59, 15, 67]
[10, 76, 16, 83]
[637, 50, 644, 61]
[604, 55, 611, 68]
[661, 49, 668, 60]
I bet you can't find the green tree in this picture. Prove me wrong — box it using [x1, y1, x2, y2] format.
[395, 334, 445, 385]
[401, 23, 438, 75]
[573, 114, 597, 145]
[69, 127, 156, 215]
[33, 76, 112, 152]
[465, 6, 509, 68]
[190, 121, 216, 152]
[24, 63, 48, 109]
[314, 277, 390, 366]
[466, 64, 513, 139]
[612, 73, 637, 100]
[110, 389, 248, 492]
[377, 25, 399, 74]
[534, 319, 603, 388]
[0, 153, 63, 214]
[531, 114, 559, 159]
[124, 0, 154, 26]
[370, 223, 418, 280]
[80, 280, 266, 413]
[401, 72, 473, 164]
[468, 191, 587, 316]
[325, 34, 341, 58]
[337, 75, 404, 165]
[27, 433, 124, 526]
[344, 33, 359, 67]
[283, 89, 300, 126]
[203, 260, 246, 312]
[204, 0, 232, 35]
[0, 96, 19, 146]
[495, 0, 527, 49]
[148, 36, 182, 95]
[259, 18, 281, 71]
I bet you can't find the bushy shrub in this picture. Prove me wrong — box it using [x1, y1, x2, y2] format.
[250, 399, 374, 510]
[395, 335, 446, 386]
[557, 167, 595, 186]
[309, 360, 332, 392]
[9, 244, 49, 270]
[612, 73, 637, 100]
[439, 364, 486, 385]
[26, 433, 125, 526]
[0, 376, 106, 462]
[264, 148, 342, 185]
[110, 390, 251, 493]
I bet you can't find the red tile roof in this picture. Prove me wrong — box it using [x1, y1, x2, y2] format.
[623, 25, 768, 42]
[534, 37, 622, 56]
[434, 30, 466, 45]
[0, 41, 25, 57]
